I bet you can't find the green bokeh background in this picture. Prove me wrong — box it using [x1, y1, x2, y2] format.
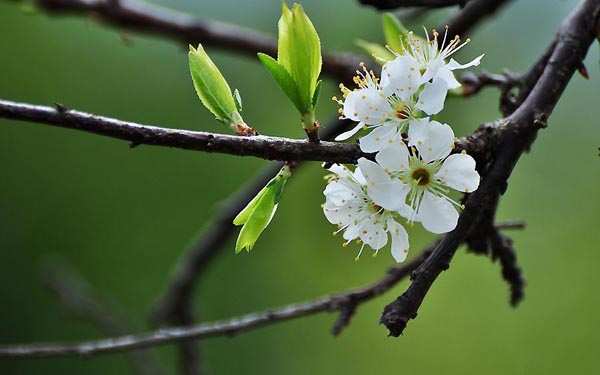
[1, 0, 599, 373]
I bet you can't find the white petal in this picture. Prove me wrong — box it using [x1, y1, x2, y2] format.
[387, 218, 409, 262]
[375, 141, 409, 172]
[381, 55, 421, 100]
[323, 181, 355, 206]
[343, 88, 390, 125]
[343, 221, 362, 241]
[435, 153, 480, 193]
[446, 54, 484, 71]
[408, 119, 455, 163]
[323, 202, 351, 225]
[357, 158, 410, 212]
[418, 191, 459, 234]
[359, 220, 388, 250]
[352, 166, 367, 186]
[335, 122, 364, 141]
[416, 79, 448, 115]
[357, 157, 390, 184]
[328, 164, 353, 180]
[358, 124, 400, 153]
[436, 66, 461, 89]
[419, 57, 444, 84]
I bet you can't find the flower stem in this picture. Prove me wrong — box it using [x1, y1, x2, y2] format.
[302, 111, 320, 143]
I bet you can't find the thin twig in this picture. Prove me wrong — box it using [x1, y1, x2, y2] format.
[32, 0, 362, 83]
[42, 260, 165, 375]
[358, 0, 470, 9]
[489, 230, 525, 306]
[0, 247, 430, 359]
[0, 99, 365, 164]
[438, 0, 514, 39]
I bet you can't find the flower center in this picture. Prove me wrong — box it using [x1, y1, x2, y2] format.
[411, 168, 430, 186]
[393, 101, 410, 120]
[368, 202, 383, 214]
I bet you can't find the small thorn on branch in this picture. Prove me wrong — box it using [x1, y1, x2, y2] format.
[54, 103, 68, 113]
[331, 302, 357, 336]
[577, 62, 589, 79]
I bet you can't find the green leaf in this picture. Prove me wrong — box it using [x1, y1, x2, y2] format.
[355, 39, 395, 64]
[382, 13, 409, 53]
[276, 3, 322, 113]
[311, 80, 322, 109]
[233, 89, 243, 112]
[257, 53, 305, 113]
[233, 166, 291, 253]
[188, 44, 239, 123]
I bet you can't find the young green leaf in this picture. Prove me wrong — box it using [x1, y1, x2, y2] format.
[355, 39, 395, 64]
[188, 44, 239, 124]
[277, 3, 322, 111]
[312, 80, 322, 109]
[261, 3, 321, 117]
[257, 52, 305, 113]
[233, 166, 291, 253]
[233, 89, 243, 112]
[382, 13, 409, 53]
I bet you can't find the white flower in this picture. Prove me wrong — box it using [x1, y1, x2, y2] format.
[333, 65, 447, 152]
[323, 164, 410, 262]
[383, 28, 484, 112]
[358, 119, 480, 234]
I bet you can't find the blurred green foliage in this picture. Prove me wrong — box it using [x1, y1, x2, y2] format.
[1, 0, 599, 374]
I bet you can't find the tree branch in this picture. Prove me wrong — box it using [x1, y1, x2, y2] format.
[42, 261, 165, 375]
[380, 0, 600, 336]
[0, 99, 494, 165]
[0, 247, 430, 359]
[0, 99, 366, 164]
[358, 0, 470, 9]
[438, 0, 514, 39]
[32, 0, 361, 82]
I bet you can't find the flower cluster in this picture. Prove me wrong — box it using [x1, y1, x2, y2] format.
[324, 28, 483, 262]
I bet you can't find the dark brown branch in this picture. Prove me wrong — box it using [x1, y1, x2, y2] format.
[358, 0, 469, 9]
[459, 70, 520, 97]
[0, 99, 365, 164]
[439, 0, 514, 39]
[489, 230, 525, 306]
[494, 220, 526, 231]
[380, 0, 600, 336]
[0, 247, 430, 359]
[33, 0, 361, 82]
[43, 261, 165, 375]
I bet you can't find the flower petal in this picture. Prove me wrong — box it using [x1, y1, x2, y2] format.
[357, 158, 410, 212]
[416, 79, 448, 115]
[446, 54, 484, 71]
[435, 153, 480, 193]
[343, 88, 390, 125]
[359, 124, 400, 153]
[328, 164, 353, 180]
[334, 122, 364, 141]
[359, 220, 388, 250]
[419, 57, 444, 85]
[418, 191, 459, 234]
[436, 66, 461, 89]
[408, 119, 455, 163]
[323, 181, 355, 206]
[375, 141, 410, 172]
[387, 218, 409, 262]
[381, 55, 421, 100]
